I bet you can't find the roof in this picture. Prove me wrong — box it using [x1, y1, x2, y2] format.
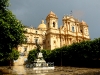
[46, 11, 58, 19]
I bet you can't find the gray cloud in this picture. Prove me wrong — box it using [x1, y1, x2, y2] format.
[72, 10, 84, 19]
[9, 0, 100, 39]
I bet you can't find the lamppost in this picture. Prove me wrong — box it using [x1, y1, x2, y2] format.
[35, 32, 46, 53]
[35, 38, 41, 53]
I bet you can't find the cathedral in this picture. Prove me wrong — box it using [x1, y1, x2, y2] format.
[18, 11, 90, 55]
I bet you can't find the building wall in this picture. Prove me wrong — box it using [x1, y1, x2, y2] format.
[17, 11, 90, 57]
[15, 11, 90, 66]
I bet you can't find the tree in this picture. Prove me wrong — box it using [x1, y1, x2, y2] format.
[0, 0, 25, 62]
[41, 49, 51, 61]
[0, 0, 9, 9]
[8, 49, 19, 61]
[28, 49, 37, 62]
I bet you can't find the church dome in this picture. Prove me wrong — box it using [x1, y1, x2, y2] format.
[38, 20, 47, 29]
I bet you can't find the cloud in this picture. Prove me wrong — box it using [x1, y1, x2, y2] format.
[72, 10, 84, 19]
[9, 0, 100, 39]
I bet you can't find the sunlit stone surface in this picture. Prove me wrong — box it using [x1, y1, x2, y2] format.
[0, 66, 100, 75]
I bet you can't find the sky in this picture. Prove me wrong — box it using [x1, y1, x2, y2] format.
[9, 0, 100, 39]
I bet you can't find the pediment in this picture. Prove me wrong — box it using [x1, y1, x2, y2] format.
[69, 17, 75, 22]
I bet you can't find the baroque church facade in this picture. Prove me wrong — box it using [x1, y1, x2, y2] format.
[18, 11, 90, 55]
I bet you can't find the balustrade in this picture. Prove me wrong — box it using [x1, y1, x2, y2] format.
[25, 41, 43, 44]
[26, 62, 54, 68]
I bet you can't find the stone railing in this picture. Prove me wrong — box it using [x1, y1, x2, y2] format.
[26, 62, 54, 68]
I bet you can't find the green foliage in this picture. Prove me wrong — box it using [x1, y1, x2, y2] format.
[28, 38, 100, 66]
[0, 49, 19, 61]
[0, 10, 25, 50]
[90, 38, 100, 60]
[0, 0, 25, 61]
[0, 0, 9, 9]
[41, 49, 51, 61]
[28, 49, 38, 62]
[8, 49, 19, 60]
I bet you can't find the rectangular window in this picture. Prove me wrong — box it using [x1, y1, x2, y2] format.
[53, 22, 55, 27]
[36, 31, 37, 34]
[35, 38, 38, 44]
[24, 47, 27, 52]
[72, 26, 74, 32]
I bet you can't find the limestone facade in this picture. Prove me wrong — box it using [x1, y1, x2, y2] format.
[17, 11, 90, 55]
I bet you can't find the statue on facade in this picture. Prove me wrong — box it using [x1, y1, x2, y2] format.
[35, 39, 41, 53]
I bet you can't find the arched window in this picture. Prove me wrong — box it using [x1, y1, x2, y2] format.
[53, 22, 55, 27]
[79, 40, 81, 42]
[36, 31, 37, 34]
[24, 47, 27, 52]
[72, 26, 74, 32]
[35, 38, 38, 44]
[80, 30, 83, 33]
[80, 26, 83, 33]
[68, 22, 70, 25]
[54, 40, 56, 44]
[73, 40, 76, 43]
[24, 37, 28, 42]
[48, 22, 49, 28]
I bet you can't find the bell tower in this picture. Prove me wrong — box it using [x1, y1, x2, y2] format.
[46, 11, 58, 29]
[81, 20, 89, 36]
